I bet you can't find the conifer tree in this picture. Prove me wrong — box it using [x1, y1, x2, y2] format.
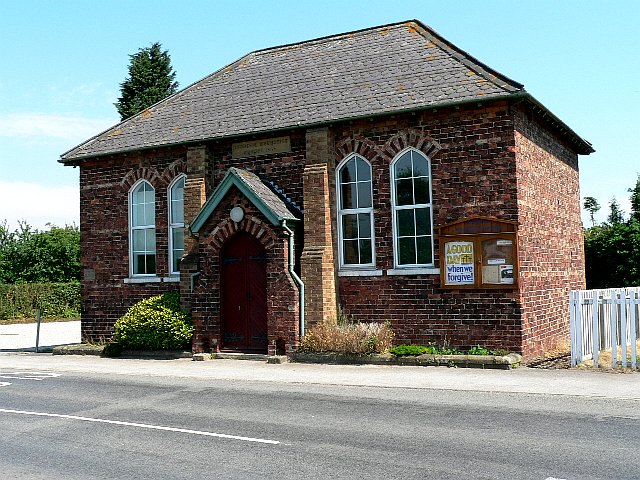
[115, 42, 179, 120]
[583, 196, 600, 226]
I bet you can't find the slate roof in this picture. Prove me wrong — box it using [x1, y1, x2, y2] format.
[190, 168, 301, 233]
[61, 19, 592, 162]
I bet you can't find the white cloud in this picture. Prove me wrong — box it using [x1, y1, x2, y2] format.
[0, 113, 116, 142]
[0, 181, 79, 231]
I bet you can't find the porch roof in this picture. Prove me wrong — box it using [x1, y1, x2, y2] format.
[190, 168, 301, 233]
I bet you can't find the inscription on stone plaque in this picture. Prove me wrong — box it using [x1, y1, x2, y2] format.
[232, 136, 291, 158]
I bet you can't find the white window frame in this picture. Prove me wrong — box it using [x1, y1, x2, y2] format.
[129, 179, 156, 277]
[336, 154, 376, 270]
[390, 148, 435, 269]
[168, 174, 186, 276]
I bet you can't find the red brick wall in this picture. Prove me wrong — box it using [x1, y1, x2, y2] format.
[78, 147, 187, 341]
[334, 102, 524, 352]
[76, 101, 585, 356]
[513, 107, 586, 357]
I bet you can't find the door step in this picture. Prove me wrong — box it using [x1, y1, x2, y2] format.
[212, 352, 269, 361]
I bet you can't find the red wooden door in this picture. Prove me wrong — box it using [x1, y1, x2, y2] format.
[221, 232, 267, 352]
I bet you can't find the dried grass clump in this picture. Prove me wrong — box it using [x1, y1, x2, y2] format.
[298, 321, 394, 355]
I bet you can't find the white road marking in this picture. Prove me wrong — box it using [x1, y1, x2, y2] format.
[0, 408, 280, 445]
[0, 372, 62, 381]
[0, 382, 11, 387]
[545, 477, 568, 480]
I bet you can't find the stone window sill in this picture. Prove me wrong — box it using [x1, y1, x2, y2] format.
[124, 276, 181, 284]
[386, 267, 440, 276]
[338, 269, 383, 277]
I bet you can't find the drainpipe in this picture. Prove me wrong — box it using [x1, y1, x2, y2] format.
[281, 220, 305, 336]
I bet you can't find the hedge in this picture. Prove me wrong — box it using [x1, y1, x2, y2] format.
[0, 282, 80, 320]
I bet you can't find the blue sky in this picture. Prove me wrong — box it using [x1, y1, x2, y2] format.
[1, 0, 638, 229]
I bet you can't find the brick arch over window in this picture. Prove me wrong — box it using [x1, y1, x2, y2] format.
[382, 129, 442, 163]
[161, 159, 187, 185]
[335, 135, 383, 163]
[120, 166, 161, 191]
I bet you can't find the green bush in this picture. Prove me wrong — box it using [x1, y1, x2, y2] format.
[467, 345, 509, 356]
[0, 282, 80, 320]
[390, 343, 462, 356]
[113, 292, 193, 351]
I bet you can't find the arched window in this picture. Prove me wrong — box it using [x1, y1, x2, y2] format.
[336, 154, 375, 268]
[391, 149, 434, 267]
[129, 180, 156, 276]
[168, 175, 185, 275]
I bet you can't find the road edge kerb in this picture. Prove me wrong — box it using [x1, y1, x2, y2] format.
[289, 352, 523, 369]
[53, 344, 522, 368]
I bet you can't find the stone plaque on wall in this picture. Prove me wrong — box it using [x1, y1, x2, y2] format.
[232, 136, 291, 158]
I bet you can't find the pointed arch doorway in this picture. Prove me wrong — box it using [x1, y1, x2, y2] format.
[220, 231, 268, 352]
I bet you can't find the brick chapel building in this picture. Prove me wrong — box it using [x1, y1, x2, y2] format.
[60, 20, 593, 357]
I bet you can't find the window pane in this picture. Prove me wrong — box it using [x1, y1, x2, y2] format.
[147, 228, 156, 250]
[357, 182, 372, 208]
[145, 184, 155, 203]
[359, 239, 372, 264]
[144, 202, 155, 226]
[414, 177, 430, 204]
[133, 229, 145, 251]
[172, 177, 185, 200]
[341, 182, 357, 209]
[358, 213, 371, 239]
[343, 240, 359, 264]
[172, 252, 183, 273]
[340, 158, 356, 184]
[132, 203, 144, 227]
[342, 214, 358, 239]
[394, 152, 412, 179]
[395, 179, 413, 206]
[416, 236, 432, 264]
[171, 199, 184, 224]
[146, 254, 156, 274]
[398, 237, 416, 265]
[397, 209, 415, 237]
[412, 153, 429, 177]
[415, 207, 431, 235]
[134, 254, 156, 275]
[172, 228, 184, 250]
[133, 254, 143, 274]
[133, 184, 145, 205]
[355, 157, 371, 181]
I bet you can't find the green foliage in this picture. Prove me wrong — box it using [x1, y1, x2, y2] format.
[583, 178, 640, 289]
[467, 345, 509, 356]
[115, 42, 179, 120]
[583, 196, 600, 227]
[389, 344, 430, 356]
[584, 221, 640, 288]
[607, 197, 625, 225]
[0, 282, 80, 320]
[389, 343, 463, 356]
[113, 292, 193, 351]
[0, 222, 80, 284]
[629, 175, 640, 223]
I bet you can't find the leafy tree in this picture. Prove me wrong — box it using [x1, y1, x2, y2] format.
[607, 197, 625, 225]
[0, 222, 80, 284]
[629, 174, 640, 223]
[114, 42, 179, 120]
[584, 222, 640, 288]
[583, 196, 600, 226]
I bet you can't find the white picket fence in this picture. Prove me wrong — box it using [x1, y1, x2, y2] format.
[569, 287, 640, 368]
